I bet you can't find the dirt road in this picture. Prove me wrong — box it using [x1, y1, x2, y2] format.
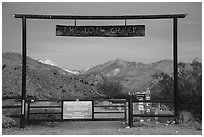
[2, 121, 202, 135]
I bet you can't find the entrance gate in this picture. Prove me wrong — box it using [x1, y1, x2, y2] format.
[27, 99, 127, 124]
[12, 14, 186, 128]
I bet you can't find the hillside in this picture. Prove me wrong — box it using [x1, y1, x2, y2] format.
[2, 52, 105, 100]
[2, 52, 193, 100]
[84, 58, 174, 93]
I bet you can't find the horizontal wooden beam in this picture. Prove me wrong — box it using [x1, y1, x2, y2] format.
[29, 106, 61, 108]
[133, 114, 175, 117]
[28, 118, 125, 122]
[94, 105, 125, 107]
[94, 111, 125, 114]
[132, 100, 174, 103]
[2, 96, 21, 99]
[29, 112, 61, 115]
[2, 105, 21, 109]
[5, 115, 21, 118]
[14, 14, 187, 20]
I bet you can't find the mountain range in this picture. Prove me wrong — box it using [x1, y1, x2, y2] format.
[83, 58, 174, 91]
[3, 52, 187, 100]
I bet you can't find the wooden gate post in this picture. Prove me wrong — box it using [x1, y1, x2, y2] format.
[173, 17, 179, 123]
[128, 94, 133, 127]
[20, 16, 27, 129]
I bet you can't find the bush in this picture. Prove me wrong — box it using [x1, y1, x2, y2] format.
[179, 110, 194, 123]
[2, 115, 17, 128]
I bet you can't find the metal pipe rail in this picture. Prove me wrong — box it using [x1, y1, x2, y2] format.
[14, 14, 187, 20]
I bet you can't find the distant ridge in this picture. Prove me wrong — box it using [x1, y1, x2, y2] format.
[84, 58, 174, 92]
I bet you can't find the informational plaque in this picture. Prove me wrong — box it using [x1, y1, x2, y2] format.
[56, 25, 145, 37]
[63, 101, 92, 119]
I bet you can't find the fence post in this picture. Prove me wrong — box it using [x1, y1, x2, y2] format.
[124, 101, 127, 121]
[173, 17, 179, 124]
[128, 94, 133, 127]
[27, 100, 30, 125]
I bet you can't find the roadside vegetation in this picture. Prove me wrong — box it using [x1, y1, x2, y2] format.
[152, 59, 202, 123]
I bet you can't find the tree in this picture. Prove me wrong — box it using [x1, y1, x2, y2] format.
[153, 60, 202, 99]
[96, 78, 123, 98]
[152, 73, 174, 100]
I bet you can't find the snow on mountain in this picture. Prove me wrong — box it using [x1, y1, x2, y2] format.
[106, 68, 120, 76]
[113, 68, 120, 75]
[38, 60, 58, 66]
[38, 59, 80, 75]
[83, 68, 90, 72]
[62, 68, 80, 75]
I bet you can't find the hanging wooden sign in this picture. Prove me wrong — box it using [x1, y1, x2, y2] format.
[56, 25, 145, 37]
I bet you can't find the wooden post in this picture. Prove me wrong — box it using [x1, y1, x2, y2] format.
[128, 95, 133, 127]
[173, 17, 179, 123]
[20, 16, 26, 128]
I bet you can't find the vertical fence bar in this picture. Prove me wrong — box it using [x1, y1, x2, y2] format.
[27, 101, 30, 125]
[92, 100, 94, 120]
[124, 101, 127, 120]
[20, 16, 27, 128]
[128, 96, 133, 127]
[173, 17, 179, 122]
[61, 101, 63, 120]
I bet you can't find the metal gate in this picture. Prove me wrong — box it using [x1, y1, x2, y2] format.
[27, 99, 127, 124]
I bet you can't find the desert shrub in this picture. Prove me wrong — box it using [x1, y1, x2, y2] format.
[2, 115, 17, 128]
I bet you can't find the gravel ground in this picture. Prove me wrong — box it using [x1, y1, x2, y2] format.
[2, 121, 202, 135]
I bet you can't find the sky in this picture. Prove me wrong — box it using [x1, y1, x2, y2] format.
[2, 2, 202, 70]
